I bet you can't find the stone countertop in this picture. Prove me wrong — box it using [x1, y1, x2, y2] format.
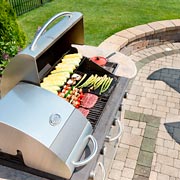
[73, 44, 137, 79]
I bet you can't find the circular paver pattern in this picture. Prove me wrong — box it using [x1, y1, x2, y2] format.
[107, 42, 180, 180]
[127, 43, 180, 118]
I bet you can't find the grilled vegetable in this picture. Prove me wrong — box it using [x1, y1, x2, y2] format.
[61, 59, 80, 66]
[100, 77, 113, 95]
[77, 74, 113, 94]
[58, 81, 84, 108]
[51, 69, 73, 74]
[63, 53, 82, 59]
[41, 53, 83, 96]
[78, 75, 97, 88]
[71, 73, 82, 81]
[72, 100, 80, 108]
[93, 75, 107, 90]
[43, 76, 67, 82]
[67, 79, 76, 85]
[55, 64, 76, 70]
[42, 80, 65, 87]
[75, 73, 87, 87]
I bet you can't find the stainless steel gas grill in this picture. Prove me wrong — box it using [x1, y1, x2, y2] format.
[0, 12, 136, 180]
[0, 82, 97, 179]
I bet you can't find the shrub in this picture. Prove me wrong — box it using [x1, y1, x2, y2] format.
[0, 0, 26, 75]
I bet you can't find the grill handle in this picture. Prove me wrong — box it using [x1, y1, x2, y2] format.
[89, 161, 106, 180]
[72, 135, 98, 167]
[30, 12, 72, 51]
[105, 118, 123, 142]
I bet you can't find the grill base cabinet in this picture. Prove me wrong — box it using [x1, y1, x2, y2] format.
[0, 11, 135, 180]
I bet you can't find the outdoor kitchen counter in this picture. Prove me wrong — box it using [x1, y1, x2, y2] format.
[73, 44, 137, 79]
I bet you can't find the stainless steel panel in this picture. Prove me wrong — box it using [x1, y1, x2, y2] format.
[0, 54, 39, 98]
[0, 121, 72, 178]
[50, 109, 92, 161]
[0, 82, 95, 179]
[0, 82, 74, 147]
[22, 12, 84, 58]
[0, 120, 94, 179]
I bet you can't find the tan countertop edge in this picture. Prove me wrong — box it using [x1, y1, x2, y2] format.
[72, 44, 137, 79]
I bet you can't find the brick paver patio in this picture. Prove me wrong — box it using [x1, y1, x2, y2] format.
[107, 42, 180, 180]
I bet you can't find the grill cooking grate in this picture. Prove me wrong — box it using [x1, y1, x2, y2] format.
[87, 93, 109, 128]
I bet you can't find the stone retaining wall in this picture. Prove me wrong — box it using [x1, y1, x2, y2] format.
[99, 19, 180, 55]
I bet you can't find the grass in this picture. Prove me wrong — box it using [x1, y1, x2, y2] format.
[18, 0, 180, 46]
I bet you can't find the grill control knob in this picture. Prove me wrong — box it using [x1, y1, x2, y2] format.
[49, 113, 61, 126]
[124, 92, 128, 99]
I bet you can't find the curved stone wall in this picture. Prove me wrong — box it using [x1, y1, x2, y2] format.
[99, 19, 180, 55]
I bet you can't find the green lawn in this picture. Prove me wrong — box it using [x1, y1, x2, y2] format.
[18, 0, 180, 46]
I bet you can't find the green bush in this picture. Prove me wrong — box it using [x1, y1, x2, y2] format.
[0, 0, 26, 75]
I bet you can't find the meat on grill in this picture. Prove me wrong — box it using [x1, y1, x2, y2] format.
[81, 93, 98, 109]
[78, 107, 90, 117]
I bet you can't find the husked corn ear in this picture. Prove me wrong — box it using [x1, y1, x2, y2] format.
[41, 80, 65, 86]
[44, 75, 67, 79]
[61, 60, 80, 66]
[50, 71, 70, 77]
[55, 64, 76, 69]
[63, 53, 82, 59]
[61, 59, 81, 65]
[47, 73, 68, 77]
[62, 57, 81, 62]
[53, 68, 74, 73]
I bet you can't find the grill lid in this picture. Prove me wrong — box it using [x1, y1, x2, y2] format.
[0, 81, 96, 179]
[0, 82, 75, 147]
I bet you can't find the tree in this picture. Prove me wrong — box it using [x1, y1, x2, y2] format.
[0, 0, 26, 75]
